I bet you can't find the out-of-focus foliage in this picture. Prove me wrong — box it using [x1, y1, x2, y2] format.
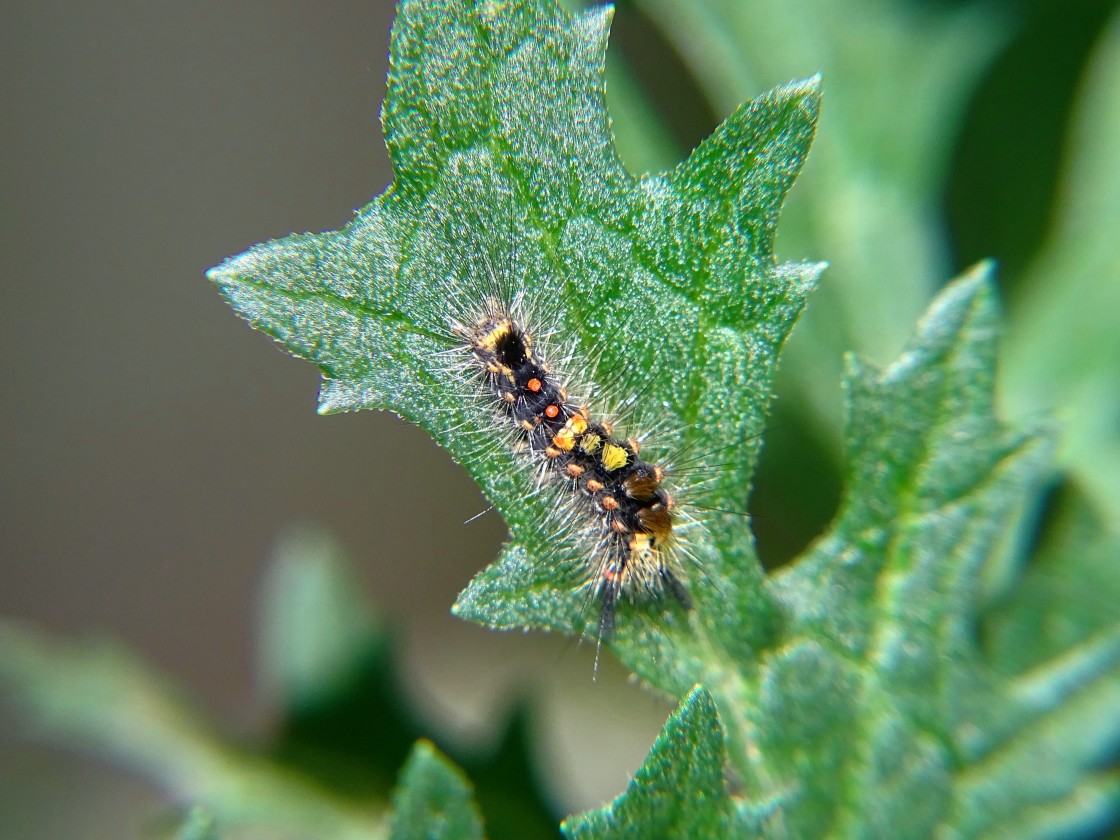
[0, 528, 557, 840]
[1000, 11, 1120, 523]
[389, 741, 483, 840]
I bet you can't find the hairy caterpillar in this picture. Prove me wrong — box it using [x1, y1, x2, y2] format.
[449, 294, 693, 661]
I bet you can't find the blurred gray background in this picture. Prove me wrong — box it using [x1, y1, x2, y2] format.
[0, 3, 676, 836]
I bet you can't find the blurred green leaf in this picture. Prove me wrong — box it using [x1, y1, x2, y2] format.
[972, 484, 1120, 835]
[0, 527, 560, 840]
[1003, 9, 1120, 524]
[260, 526, 418, 798]
[177, 807, 222, 840]
[562, 686, 736, 839]
[259, 525, 384, 712]
[259, 528, 559, 839]
[390, 741, 483, 840]
[602, 50, 682, 176]
[749, 269, 1041, 836]
[985, 486, 1120, 678]
[0, 620, 387, 840]
[721, 268, 1118, 837]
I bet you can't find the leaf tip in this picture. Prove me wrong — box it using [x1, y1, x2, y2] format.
[573, 2, 615, 64]
[682, 682, 715, 710]
[450, 583, 511, 629]
[315, 381, 350, 415]
[797, 71, 824, 94]
[450, 582, 488, 624]
[841, 350, 871, 386]
[205, 248, 260, 292]
[392, 739, 482, 840]
[919, 259, 1001, 343]
[960, 257, 997, 291]
[583, 1, 615, 27]
[781, 72, 824, 115]
[781, 260, 828, 296]
[449, 544, 550, 632]
[204, 257, 236, 287]
[675, 684, 722, 742]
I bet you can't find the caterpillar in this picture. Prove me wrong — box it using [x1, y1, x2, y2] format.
[449, 295, 693, 656]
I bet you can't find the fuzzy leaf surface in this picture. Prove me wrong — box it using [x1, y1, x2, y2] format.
[562, 687, 738, 839]
[208, 0, 821, 695]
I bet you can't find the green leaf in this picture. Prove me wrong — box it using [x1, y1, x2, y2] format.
[258, 526, 421, 799]
[985, 486, 1120, 678]
[177, 807, 222, 840]
[561, 686, 736, 839]
[208, 0, 821, 692]
[693, 266, 1120, 839]
[390, 741, 484, 840]
[975, 487, 1120, 838]
[1003, 9, 1120, 523]
[748, 267, 1053, 837]
[562, 269, 1117, 838]
[258, 525, 384, 713]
